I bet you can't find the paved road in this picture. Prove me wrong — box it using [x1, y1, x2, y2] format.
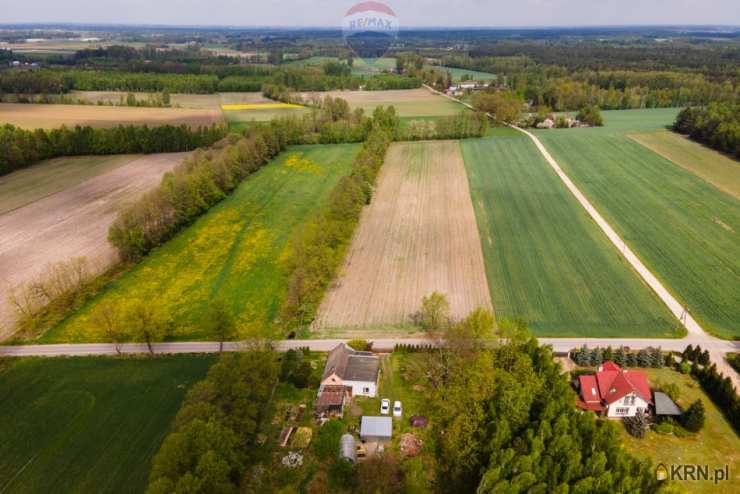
[2, 337, 738, 357]
[2, 89, 737, 390]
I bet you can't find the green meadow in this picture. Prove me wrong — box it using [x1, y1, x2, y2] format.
[0, 355, 214, 493]
[43, 143, 359, 342]
[461, 133, 678, 337]
[535, 109, 740, 339]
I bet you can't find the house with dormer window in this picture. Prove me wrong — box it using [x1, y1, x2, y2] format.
[576, 361, 652, 418]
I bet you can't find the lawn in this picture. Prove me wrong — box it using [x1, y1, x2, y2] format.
[461, 134, 678, 337]
[628, 129, 740, 200]
[430, 65, 496, 82]
[618, 368, 740, 493]
[535, 110, 740, 339]
[0, 355, 214, 494]
[42, 143, 360, 342]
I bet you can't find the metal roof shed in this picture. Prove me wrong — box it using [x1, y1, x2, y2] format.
[654, 392, 682, 416]
[360, 416, 393, 440]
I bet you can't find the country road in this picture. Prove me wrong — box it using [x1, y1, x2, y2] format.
[1, 336, 738, 389]
[1, 89, 736, 392]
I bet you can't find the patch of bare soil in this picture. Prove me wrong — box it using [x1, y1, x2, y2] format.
[0, 153, 186, 339]
[314, 141, 492, 331]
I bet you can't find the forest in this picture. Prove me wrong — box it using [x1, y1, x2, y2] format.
[0, 123, 226, 175]
[673, 102, 740, 157]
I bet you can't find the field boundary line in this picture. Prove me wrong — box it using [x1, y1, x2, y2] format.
[510, 125, 705, 337]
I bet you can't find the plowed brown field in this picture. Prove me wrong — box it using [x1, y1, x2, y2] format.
[0, 153, 186, 338]
[314, 140, 491, 332]
[0, 103, 222, 129]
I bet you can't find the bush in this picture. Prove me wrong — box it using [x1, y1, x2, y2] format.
[624, 409, 649, 438]
[576, 104, 604, 126]
[346, 339, 372, 351]
[681, 399, 705, 432]
[678, 361, 691, 374]
[312, 420, 344, 461]
[661, 383, 680, 402]
[653, 421, 674, 435]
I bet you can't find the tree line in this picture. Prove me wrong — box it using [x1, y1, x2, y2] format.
[0, 123, 226, 176]
[278, 107, 397, 330]
[107, 97, 383, 262]
[0, 66, 421, 95]
[147, 346, 279, 493]
[683, 345, 740, 434]
[674, 102, 740, 157]
[401, 297, 665, 493]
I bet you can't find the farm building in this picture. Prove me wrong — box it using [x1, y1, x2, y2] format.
[576, 361, 652, 418]
[319, 343, 380, 397]
[654, 391, 682, 417]
[360, 416, 393, 443]
[315, 385, 348, 416]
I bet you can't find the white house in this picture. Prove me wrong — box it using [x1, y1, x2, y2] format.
[319, 343, 380, 398]
[577, 361, 652, 418]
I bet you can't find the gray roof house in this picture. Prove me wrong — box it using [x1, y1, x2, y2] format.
[320, 343, 380, 397]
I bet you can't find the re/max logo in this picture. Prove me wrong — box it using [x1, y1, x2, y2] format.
[347, 17, 395, 30]
[656, 463, 730, 485]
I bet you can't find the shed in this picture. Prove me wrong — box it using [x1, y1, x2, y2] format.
[340, 434, 356, 463]
[360, 416, 393, 442]
[654, 392, 682, 416]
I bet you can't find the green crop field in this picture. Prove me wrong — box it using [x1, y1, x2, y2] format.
[431, 65, 496, 82]
[535, 109, 740, 339]
[461, 134, 678, 337]
[43, 143, 359, 342]
[629, 129, 740, 199]
[287, 56, 396, 75]
[0, 355, 213, 494]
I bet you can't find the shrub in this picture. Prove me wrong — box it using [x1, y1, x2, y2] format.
[624, 409, 649, 438]
[678, 361, 691, 374]
[681, 399, 705, 432]
[312, 420, 344, 461]
[347, 339, 372, 351]
[576, 104, 604, 126]
[661, 383, 681, 403]
[653, 421, 674, 435]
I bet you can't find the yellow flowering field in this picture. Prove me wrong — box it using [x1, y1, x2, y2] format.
[42, 143, 359, 342]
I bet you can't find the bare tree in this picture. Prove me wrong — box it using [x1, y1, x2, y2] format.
[91, 302, 126, 355]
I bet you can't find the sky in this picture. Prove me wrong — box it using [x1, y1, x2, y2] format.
[0, 0, 739, 28]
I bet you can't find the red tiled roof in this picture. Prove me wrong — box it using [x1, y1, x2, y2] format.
[579, 375, 600, 403]
[595, 361, 652, 405]
[600, 361, 621, 372]
[576, 399, 605, 412]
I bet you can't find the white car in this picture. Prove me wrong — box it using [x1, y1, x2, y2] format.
[380, 399, 390, 415]
[393, 400, 402, 417]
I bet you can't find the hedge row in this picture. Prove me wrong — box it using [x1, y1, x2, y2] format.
[278, 110, 397, 330]
[0, 123, 226, 176]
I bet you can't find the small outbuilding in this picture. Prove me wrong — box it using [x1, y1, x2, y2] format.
[654, 392, 682, 417]
[360, 416, 393, 443]
[339, 433, 356, 463]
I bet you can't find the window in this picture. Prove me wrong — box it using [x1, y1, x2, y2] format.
[624, 395, 635, 406]
[615, 407, 629, 416]
[363, 387, 370, 394]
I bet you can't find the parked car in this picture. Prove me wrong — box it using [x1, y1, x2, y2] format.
[393, 400, 402, 417]
[380, 399, 390, 415]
